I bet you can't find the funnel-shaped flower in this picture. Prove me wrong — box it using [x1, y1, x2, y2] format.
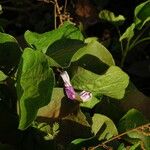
[60, 71, 76, 100]
[60, 71, 92, 102]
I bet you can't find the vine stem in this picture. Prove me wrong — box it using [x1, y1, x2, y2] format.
[120, 24, 150, 67]
[90, 123, 150, 150]
[129, 25, 150, 51]
[120, 39, 130, 67]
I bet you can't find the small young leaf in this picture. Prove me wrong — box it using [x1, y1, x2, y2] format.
[92, 114, 118, 141]
[119, 23, 135, 43]
[17, 48, 54, 130]
[117, 143, 126, 150]
[72, 66, 129, 99]
[0, 70, 7, 81]
[99, 10, 125, 26]
[24, 21, 84, 53]
[68, 136, 98, 150]
[134, 1, 150, 29]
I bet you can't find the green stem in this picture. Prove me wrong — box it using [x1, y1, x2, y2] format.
[130, 37, 150, 49]
[120, 40, 130, 67]
[129, 25, 150, 50]
[116, 26, 124, 55]
[121, 25, 150, 67]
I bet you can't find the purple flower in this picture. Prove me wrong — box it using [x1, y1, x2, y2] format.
[64, 85, 76, 100]
[79, 91, 92, 102]
[60, 71, 92, 102]
[60, 71, 76, 100]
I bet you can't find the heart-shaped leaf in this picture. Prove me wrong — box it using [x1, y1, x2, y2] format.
[46, 39, 85, 68]
[92, 114, 118, 141]
[17, 48, 54, 130]
[24, 21, 84, 53]
[134, 1, 150, 29]
[118, 109, 150, 150]
[72, 38, 115, 66]
[72, 66, 129, 99]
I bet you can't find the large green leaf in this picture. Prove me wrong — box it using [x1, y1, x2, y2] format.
[0, 32, 21, 72]
[119, 23, 135, 44]
[72, 66, 129, 99]
[99, 10, 125, 26]
[24, 21, 84, 53]
[92, 114, 118, 141]
[134, 1, 150, 29]
[72, 38, 115, 66]
[46, 39, 85, 68]
[118, 109, 150, 150]
[17, 48, 54, 130]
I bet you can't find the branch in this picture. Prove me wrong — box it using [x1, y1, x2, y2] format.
[90, 123, 150, 150]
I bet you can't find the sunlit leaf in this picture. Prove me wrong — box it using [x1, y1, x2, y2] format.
[68, 136, 98, 150]
[119, 23, 135, 43]
[72, 38, 115, 66]
[24, 21, 84, 53]
[72, 66, 129, 99]
[117, 143, 126, 150]
[92, 114, 118, 140]
[134, 1, 150, 29]
[17, 48, 54, 130]
[0, 70, 7, 82]
[118, 109, 150, 150]
[99, 10, 125, 26]
[129, 142, 141, 150]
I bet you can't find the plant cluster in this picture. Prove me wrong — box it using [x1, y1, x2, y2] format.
[0, 1, 150, 150]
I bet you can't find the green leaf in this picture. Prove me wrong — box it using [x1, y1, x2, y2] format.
[37, 88, 65, 118]
[119, 109, 149, 132]
[119, 109, 150, 150]
[117, 143, 126, 150]
[24, 21, 84, 53]
[99, 10, 125, 26]
[46, 39, 85, 68]
[119, 23, 135, 43]
[68, 136, 98, 150]
[17, 48, 54, 130]
[0, 32, 21, 72]
[129, 142, 141, 150]
[72, 66, 129, 99]
[92, 114, 118, 141]
[0, 70, 7, 81]
[0, 5, 2, 15]
[72, 38, 115, 66]
[80, 95, 102, 109]
[134, 1, 150, 29]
